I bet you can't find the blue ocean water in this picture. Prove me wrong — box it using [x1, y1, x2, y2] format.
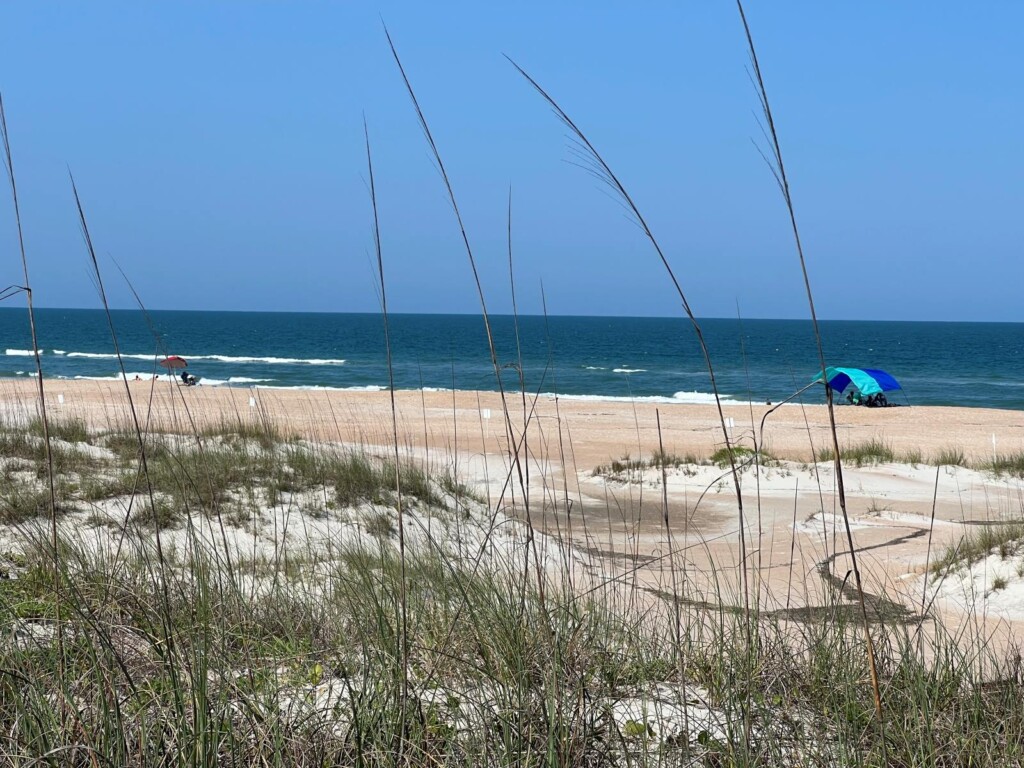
[2, 308, 1023, 410]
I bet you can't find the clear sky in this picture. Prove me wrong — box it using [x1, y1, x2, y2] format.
[1, 2, 1021, 321]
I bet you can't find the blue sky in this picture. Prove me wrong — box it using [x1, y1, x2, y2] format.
[0, 2, 1021, 320]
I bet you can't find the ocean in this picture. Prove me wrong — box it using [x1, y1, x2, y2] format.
[2, 308, 1023, 410]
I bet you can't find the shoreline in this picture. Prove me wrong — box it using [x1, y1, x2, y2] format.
[3, 378, 1023, 465]
[5, 371, 1022, 412]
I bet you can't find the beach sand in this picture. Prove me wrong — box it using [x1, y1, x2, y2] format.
[4, 378, 1024, 642]
[7, 378, 1023, 464]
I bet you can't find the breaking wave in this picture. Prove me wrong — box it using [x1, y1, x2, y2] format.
[54, 351, 346, 365]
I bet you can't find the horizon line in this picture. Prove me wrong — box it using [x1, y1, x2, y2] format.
[1, 305, 1022, 325]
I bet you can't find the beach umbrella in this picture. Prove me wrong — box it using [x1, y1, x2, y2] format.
[812, 366, 902, 397]
[158, 355, 188, 370]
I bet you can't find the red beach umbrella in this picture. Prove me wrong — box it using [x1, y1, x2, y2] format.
[158, 355, 188, 370]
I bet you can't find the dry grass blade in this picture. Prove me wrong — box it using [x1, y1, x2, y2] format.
[69, 175, 161, 541]
[383, 26, 546, 599]
[505, 56, 751, 616]
[0, 91, 65, 682]
[67, 174, 184, 702]
[735, 0, 885, 732]
[363, 116, 411, 757]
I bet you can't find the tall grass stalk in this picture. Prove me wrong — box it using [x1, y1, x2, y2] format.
[507, 57, 753, 645]
[68, 174, 188, 713]
[1, 93, 67, 687]
[384, 30, 547, 607]
[735, 0, 885, 733]
[363, 117, 411, 757]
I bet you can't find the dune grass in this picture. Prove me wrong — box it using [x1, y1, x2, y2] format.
[592, 451, 688, 478]
[931, 519, 1024, 574]
[817, 438, 895, 466]
[933, 445, 969, 468]
[1, 11, 1023, 765]
[988, 451, 1024, 478]
[1, 463, 1023, 765]
[815, 439, 986, 470]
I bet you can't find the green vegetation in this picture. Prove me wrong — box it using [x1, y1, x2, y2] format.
[2, 403, 1020, 764]
[902, 446, 923, 466]
[710, 445, 763, 466]
[819, 440, 966, 468]
[817, 438, 895, 466]
[0, 417, 460, 526]
[931, 520, 1024, 574]
[0, 502, 1020, 765]
[199, 417, 285, 450]
[0, 484, 65, 525]
[988, 451, 1024, 477]
[933, 445, 968, 467]
[26, 415, 90, 444]
[592, 448, 728, 479]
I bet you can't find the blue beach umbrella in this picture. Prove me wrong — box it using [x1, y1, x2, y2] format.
[812, 366, 902, 397]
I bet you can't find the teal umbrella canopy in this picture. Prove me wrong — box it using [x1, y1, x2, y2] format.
[811, 367, 902, 397]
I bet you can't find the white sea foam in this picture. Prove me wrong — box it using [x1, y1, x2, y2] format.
[70, 372, 235, 384]
[66, 352, 155, 361]
[536, 390, 737, 405]
[669, 390, 737, 404]
[583, 366, 606, 370]
[612, 368, 646, 374]
[228, 376, 272, 384]
[257, 384, 385, 392]
[52, 349, 66, 355]
[191, 354, 346, 365]
[5, 349, 39, 357]
[61, 351, 345, 366]
[69, 374, 235, 387]
[73, 373, 171, 382]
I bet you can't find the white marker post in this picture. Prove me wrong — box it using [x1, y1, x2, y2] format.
[57, 394, 64, 405]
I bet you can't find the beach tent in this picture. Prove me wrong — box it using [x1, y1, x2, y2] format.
[812, 366, 902, 397]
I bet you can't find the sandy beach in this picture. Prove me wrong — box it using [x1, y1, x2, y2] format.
[4, 378, 1024, 639]
[6, 378, 1023, 466]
